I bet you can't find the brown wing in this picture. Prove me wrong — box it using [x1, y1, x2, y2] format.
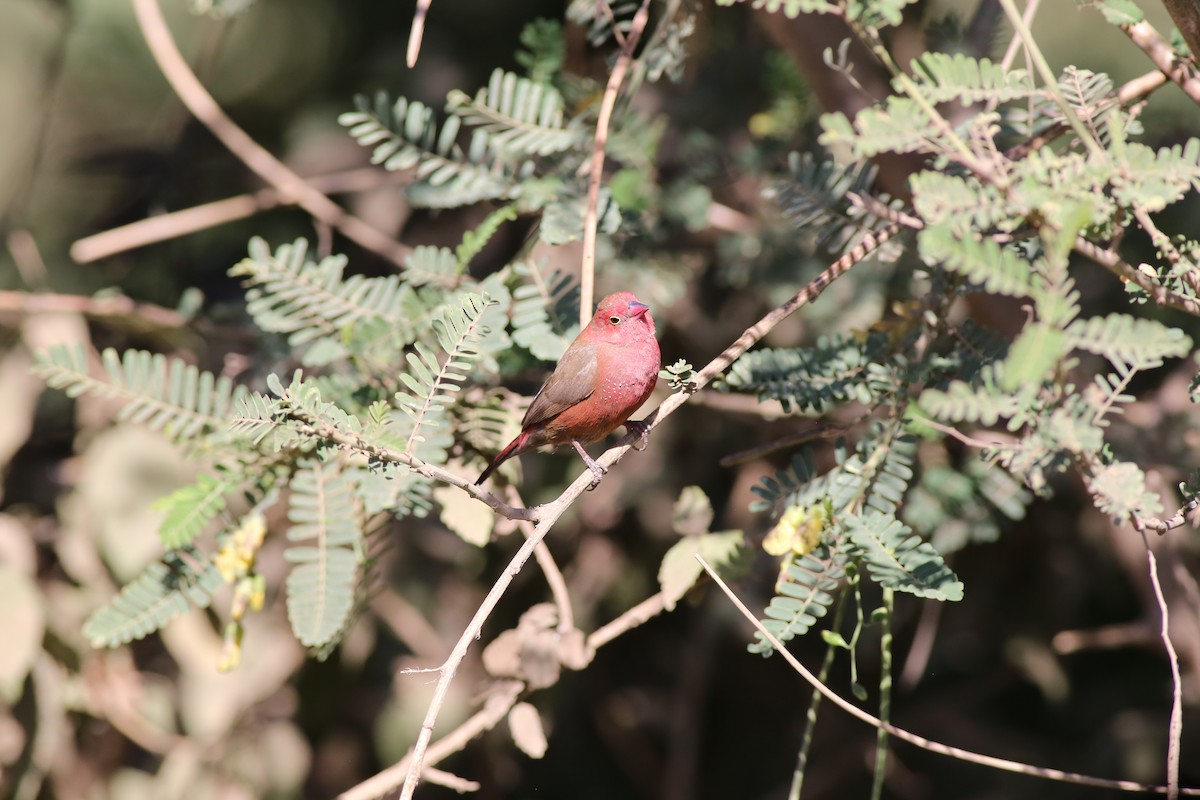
[521, 344, 598, 428]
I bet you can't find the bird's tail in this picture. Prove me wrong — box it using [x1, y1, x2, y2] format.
[475, 431, 527, 486]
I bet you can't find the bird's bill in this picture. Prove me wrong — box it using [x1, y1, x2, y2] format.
[628, 301, 650, 318]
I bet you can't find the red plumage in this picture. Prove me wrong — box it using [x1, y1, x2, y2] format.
[476, 291, 661, 487]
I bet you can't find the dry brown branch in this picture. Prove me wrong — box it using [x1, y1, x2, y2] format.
[1052, 621, 1158, 654]
[342, 583, 673, 800]
[1073, 236, 1200, 318]
[406, 0, 433, 68]
[998, 0, 1040, 72]
[698, 555, 1200, 796]
[71, 168, 409, 264]
[421, 767, 478, 793]
[129, 0, 412, 268]
[1119, 18, 1200, 106]
[339, 681, 522, 800]
[718, 423, 848, 468]
[579, 0, 653, 328]
[1004, 68, 1167, 163]
[587, 591, 668, 651]
[369, 590, 447, 662]
[1137, 529, 1184, 799]
[507, 484, 576, 633]
[7, 230, 49, 287]
[0, 290, 186, 329]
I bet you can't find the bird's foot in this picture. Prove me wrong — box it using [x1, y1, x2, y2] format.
[625, 419, 651, 451]
[572, 440, 607, 490]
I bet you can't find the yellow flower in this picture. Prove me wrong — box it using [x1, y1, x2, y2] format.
[763, 504, 826, 557]
[215, 512, 268, 583]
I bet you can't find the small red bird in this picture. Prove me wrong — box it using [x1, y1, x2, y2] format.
[476, 291, 660, 488]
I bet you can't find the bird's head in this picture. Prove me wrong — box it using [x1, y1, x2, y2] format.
[589, 292, 656, 343]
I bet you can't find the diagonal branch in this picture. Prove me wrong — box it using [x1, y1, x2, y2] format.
[1118, 17, 1200, 106]
[129, 0, 412, 268]
[71, 167, 410, 263]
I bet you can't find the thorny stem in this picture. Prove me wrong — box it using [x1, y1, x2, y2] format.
[871, 588, 894, 800]
[289, 418, 538, 523]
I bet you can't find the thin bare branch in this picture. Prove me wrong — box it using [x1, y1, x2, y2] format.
[1119, 18, 1200, 105]
[396, 515, 559, 799]
[339, 681, 522, 800]
[421, 767, 479, 793]
[0, 290, 186, 329]
[579, 0, 653, 328]
[129, 0, 412, 268]
[587, 591, 667, 651]
[1135, 498, 1200, 536]
[507, 485, 575, 633]
[406, 0, 433, 67]
[71, 168, 409, 264]
[719, 423, 849, 468]
[698, 555, 1200, 796]
[369, 590, 447, 662]
[1136, 530, 1184, 799]
[1074, 236, 1200, 318]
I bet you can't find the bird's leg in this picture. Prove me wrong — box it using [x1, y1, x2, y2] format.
[572, 439, 607, 489]
[625, 419, 651, 451]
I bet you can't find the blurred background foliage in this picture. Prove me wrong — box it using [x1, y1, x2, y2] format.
[1, 0, 1200, 799]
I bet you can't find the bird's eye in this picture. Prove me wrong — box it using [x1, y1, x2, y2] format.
[609, 315, 621, 325]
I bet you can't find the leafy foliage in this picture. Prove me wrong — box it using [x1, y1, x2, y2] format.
[153, 473, 238, 549]
[339, 94, 520, 208]
[83, 548, 224, 647]
[34, 345, 247, 444]
[446, 69, 582, 157]
[907, 53, 1035, 104]
[510, 261, 580, 361]
[723, 332, 894, 414]
[657, 487, 746, 611]
[284, 460, 362, 649]
[844, 513, 963, 601]
[45, 209, 517, 652]
[749, 544, 846, 654]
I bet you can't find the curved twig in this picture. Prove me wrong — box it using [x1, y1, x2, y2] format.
[698, 555, 1200, 796]
[1136, 529, 1184, 799]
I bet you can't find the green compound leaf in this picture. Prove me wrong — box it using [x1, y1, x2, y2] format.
[84, 548, 224, 648]
[844, 513, 963, 601]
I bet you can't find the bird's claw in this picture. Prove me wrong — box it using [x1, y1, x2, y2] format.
[586, 462, 607, 490]
[625, 419, 651, 451]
